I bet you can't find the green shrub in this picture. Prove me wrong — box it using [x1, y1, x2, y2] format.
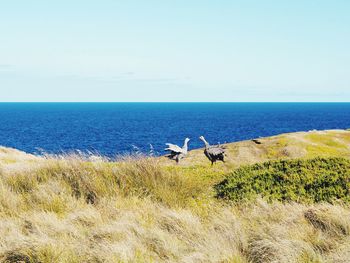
[215, 157, 350, 203]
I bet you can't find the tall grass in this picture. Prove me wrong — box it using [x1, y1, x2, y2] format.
[30, 156, 209, 208]
[1, 154, 350, 262]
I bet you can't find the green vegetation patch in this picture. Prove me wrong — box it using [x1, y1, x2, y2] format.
[215, 157, 350, 203]
[306, 133, 347, 148]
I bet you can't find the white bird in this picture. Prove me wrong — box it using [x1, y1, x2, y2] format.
[165, 138, 190, 163]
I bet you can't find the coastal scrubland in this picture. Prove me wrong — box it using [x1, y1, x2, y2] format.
[0, 130, 350, 262]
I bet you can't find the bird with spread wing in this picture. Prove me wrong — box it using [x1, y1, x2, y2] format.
[165, 138, 190, 163]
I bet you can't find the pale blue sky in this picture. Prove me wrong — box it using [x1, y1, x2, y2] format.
[0, 0, 349, 102]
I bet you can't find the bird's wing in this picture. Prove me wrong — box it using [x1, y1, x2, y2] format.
[165, 143, 183, 153]
[208, 147, 225, 155]
[215, 144, 227, 149]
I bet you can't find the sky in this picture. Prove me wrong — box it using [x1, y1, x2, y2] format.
[0, 0, 349, 102]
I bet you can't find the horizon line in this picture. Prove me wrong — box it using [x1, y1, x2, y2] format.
[0, 101, 349, 104]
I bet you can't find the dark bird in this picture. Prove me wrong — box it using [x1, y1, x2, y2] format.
[251, 139, 262, 145]
[199, 136, 226, 165]
[165, 138, 190, 163]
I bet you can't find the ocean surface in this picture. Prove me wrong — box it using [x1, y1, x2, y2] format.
[0, 103, 349, 157]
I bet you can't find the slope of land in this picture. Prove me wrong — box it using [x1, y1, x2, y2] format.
[0, 129, 350, 262]
[161, 129, 350, 167]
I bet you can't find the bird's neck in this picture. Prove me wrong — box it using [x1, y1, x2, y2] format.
[202, 139, 210, 148]
[183, 141, 188, 151]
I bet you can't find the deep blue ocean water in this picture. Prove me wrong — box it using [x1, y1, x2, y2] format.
[0, 103, 349, 157]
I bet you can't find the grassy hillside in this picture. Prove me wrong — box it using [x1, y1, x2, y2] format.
[161, 129, 350, 168]
[0, 129, 350, 262]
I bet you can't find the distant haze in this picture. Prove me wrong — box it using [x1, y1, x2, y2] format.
[0, 1, 349, 102]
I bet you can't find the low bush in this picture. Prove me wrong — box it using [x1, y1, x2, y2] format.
[215, 157, 350, 203]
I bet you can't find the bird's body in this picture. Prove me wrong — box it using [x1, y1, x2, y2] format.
[165, 138, 190, 163]
[199, 136, 226, 165]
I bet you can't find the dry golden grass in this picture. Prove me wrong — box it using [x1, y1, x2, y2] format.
[1, 130, 350, 262]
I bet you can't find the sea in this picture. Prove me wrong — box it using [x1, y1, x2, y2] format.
[0, 103, 349, 157]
